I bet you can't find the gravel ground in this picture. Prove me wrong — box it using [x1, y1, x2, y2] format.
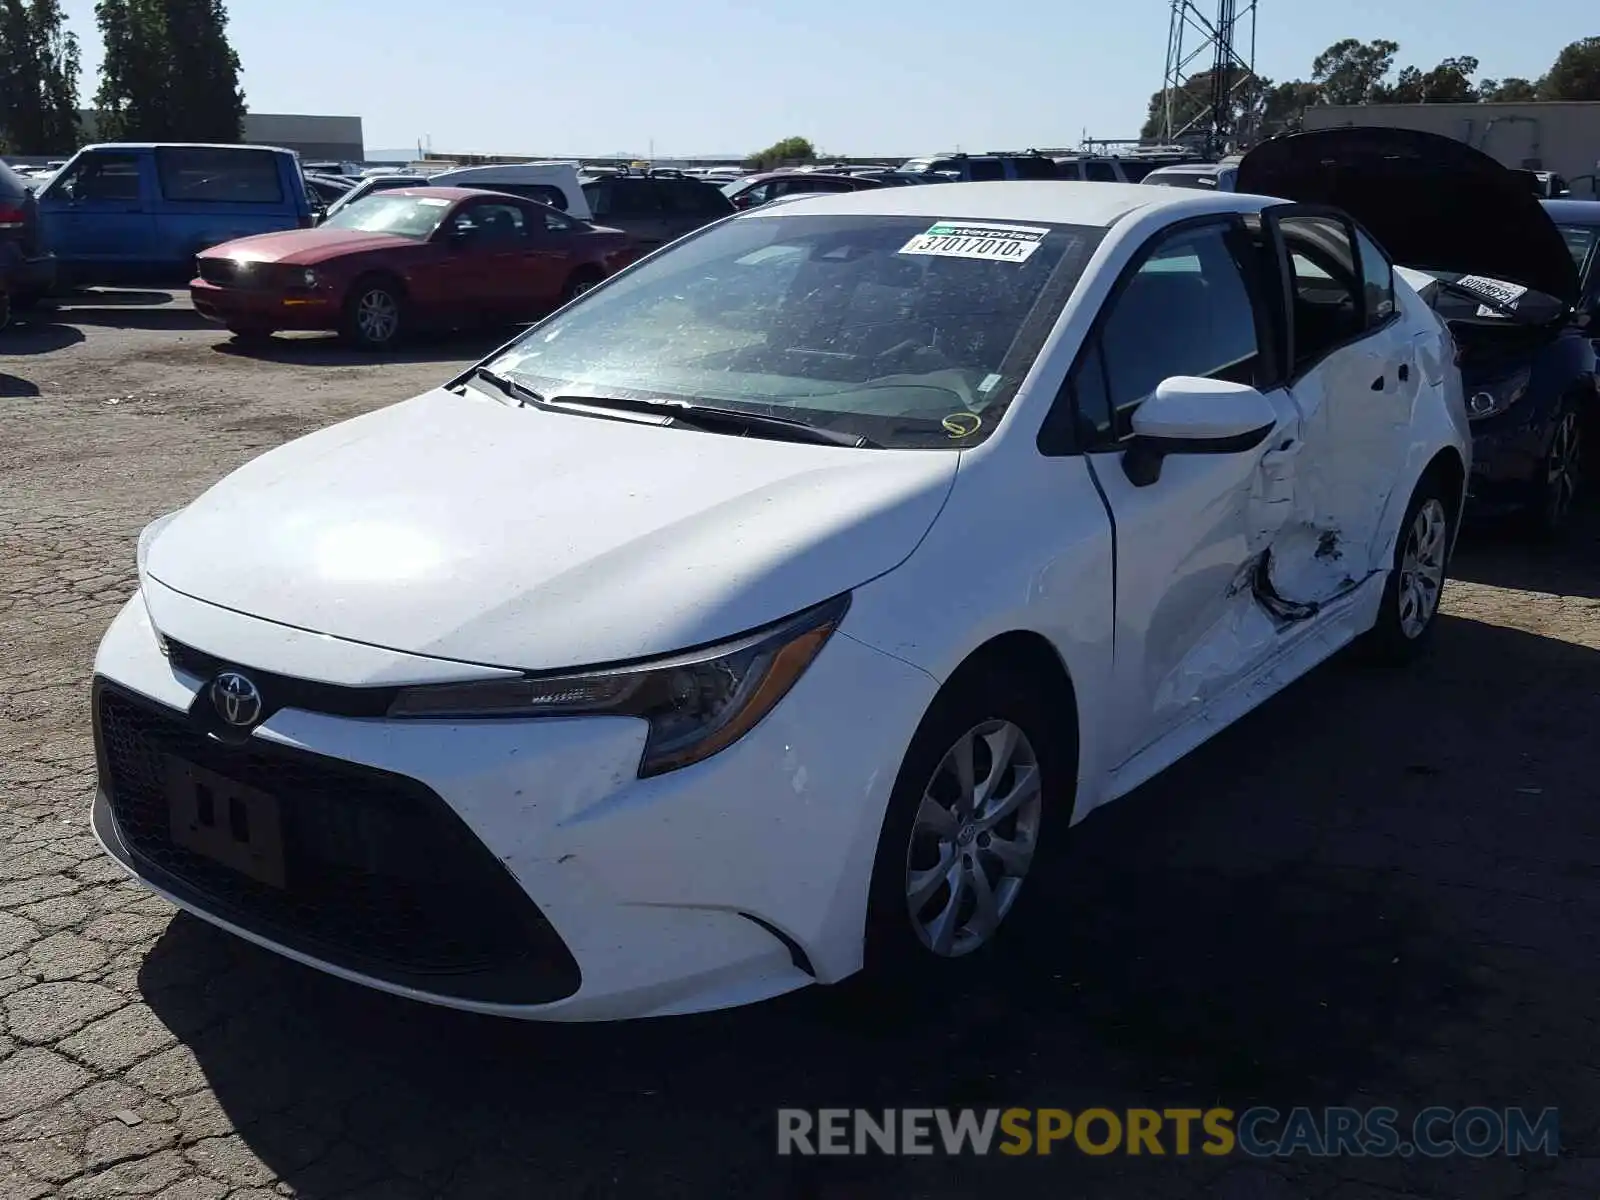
[1, 290, 1598, 1199]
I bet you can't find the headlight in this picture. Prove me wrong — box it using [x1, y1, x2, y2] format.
[1466, 368, 1531, 420]
[387, 594, 850, 777]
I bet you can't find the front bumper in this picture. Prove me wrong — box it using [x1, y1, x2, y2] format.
[190, 278, 338, 331]
[0, 249, 56, 298]
[91, 592, 938, 1020]
[1466, 400, 1564, 513]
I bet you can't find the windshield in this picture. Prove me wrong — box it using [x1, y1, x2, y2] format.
[1555, 224, 1598, 276]
[319, 193, 452, 239]
[484, 212, 1103, 448]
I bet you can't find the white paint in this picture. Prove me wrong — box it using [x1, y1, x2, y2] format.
[97, 181, 1474, 1019]
[1130, 377, 1278, 442]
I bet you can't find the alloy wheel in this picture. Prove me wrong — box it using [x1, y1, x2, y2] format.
[1544, 410, 1583, 528]
[1398, 498, 1448, 639]
[356, 288, 399, 344]
[904, 719, 1042, 957]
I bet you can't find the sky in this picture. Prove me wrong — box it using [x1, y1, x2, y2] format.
[56, 0, 1593, 158]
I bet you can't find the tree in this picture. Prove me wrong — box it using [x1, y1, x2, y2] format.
[1375, 55, 1480, 103]
[1479, 77, 1537, 102]
[1138, 68, 1269, 144]
[1538, 37, 1600, 100]
[95, 0, 243, 141]
[745, 136, 814, 171]
[0, 0, 81, 153]
[1257, 79, 1322, 137]
[1311, 37, 1398, 105]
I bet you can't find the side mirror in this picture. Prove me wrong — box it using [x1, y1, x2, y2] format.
[1122, 377, 1277, 486]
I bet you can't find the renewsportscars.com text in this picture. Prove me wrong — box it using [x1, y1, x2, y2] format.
[776, 1106, 1560, 1158]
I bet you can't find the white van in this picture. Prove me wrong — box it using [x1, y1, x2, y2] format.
[322, 161, 593, 222]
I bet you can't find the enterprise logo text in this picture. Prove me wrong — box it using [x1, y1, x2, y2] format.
[777, 1107, 1560, 1158]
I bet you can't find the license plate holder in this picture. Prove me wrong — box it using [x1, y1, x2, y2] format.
[165, 757, 286, 889]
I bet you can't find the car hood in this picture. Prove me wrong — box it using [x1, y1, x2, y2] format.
[143, 387, 958, 671]
[1236, 127, 1579, 307]
[200, 227, 416, 266]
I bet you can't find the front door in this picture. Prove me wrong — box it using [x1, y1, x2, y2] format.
[38, 150, 155, 269]
[1073, 218, 1303, 766]
[434, 199, 533, 320]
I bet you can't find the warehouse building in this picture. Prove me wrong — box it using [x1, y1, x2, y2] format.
[1302, 101, 1600, 193]
[70, 111, 364, 161]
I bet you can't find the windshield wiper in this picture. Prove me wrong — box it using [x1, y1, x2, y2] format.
[546, 394, 881, 448]
[460, 365, 546, 407]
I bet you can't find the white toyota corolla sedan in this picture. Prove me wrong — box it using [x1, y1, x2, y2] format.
[93, 138, 1495, 1020]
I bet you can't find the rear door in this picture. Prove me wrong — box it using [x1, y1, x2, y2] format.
[610, 179, 673, 250]
[1263, 207, 1412, 581]
[655, 179, 733, 241]
[515, 203, 584, 312]
[37, 150, 155, 268]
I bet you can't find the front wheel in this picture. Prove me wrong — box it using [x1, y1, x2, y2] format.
[560, 269, 603, 306]
[341, 280, 404, 350]
[1362, 476, 1454, 664]
[862, 663, 1071, 982]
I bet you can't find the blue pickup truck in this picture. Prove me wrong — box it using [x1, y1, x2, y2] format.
[36, 143, 316, 287]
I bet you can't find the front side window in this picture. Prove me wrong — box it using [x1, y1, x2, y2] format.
[485, 213, 1104, 448]
[49, 152, 141, 203]
[156, 148, 284, 203]
[1076, 222, 1263, 443]
[1278, 214, 1363, 372]
[1083, 160, 1119, 183]
[450, 201, 526, 243]
[1010, 157, 1059, 180]
[966, 158, 1005, 181]
[1556, 223, 1598, 277]
[319, 194, 453, 239]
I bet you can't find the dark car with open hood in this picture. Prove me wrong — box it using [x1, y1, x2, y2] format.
[1238, 128, 1594, 535]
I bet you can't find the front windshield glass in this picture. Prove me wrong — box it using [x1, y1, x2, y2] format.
[1555, 224, 1597, 275]
[319, 193, 450, 238]
[485, 212, 1104, 448]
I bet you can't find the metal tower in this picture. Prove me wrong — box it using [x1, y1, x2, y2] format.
[1159, 0, 1258, 155]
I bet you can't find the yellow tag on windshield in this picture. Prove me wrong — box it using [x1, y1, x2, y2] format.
[942, 413, 981, 438]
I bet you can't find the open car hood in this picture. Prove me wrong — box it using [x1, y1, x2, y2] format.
[1237, 127, 1579, 309]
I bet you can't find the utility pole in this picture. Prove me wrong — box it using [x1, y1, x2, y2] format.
[1160, 0, 1258, 155]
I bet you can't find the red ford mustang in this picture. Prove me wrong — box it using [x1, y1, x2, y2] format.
[191, 187, 638, 349]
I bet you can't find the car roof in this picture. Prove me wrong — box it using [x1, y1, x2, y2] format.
[76, 142, 295, 154]
[377, 186, 518, 201]
[744, 171, 864, 184]
[743, 179, 1267, 227]
[1541, 198, 1600, 224]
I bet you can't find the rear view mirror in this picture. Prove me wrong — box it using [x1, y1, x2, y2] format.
[1123, 377, 1278, 486]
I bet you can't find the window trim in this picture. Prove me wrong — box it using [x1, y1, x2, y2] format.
[1263, 203, 1386, 382]
[1348, 217, 1399, 333]
[1038, 214, 1271, 457]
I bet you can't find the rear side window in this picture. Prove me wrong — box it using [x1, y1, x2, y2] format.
[966, 158, 1005, 181]
[776, 177, 852, 196]
[1010, 156, 1058, 180]
[658, 179, 732, 213]
[1083, 160, 1119, 183]
[1278, 215, 1364, 371]
[1353, 227, 1395, 327]
[156, 148, 285, 203]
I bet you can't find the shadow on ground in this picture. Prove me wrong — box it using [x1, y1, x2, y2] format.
[210, 327, 518, 368]
[0, 371, 41, 396]
[138, 604, 1600, 1198]
[1452, 501, 1600, 601]
[0, 317, 85, 355]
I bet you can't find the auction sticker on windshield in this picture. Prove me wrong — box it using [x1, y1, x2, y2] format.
[900, 221, 1049, 263]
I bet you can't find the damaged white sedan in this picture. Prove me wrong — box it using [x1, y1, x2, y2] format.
[92, 174, 1471, 1020]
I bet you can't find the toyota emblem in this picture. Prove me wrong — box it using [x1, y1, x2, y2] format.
[210, 671, 263, 727]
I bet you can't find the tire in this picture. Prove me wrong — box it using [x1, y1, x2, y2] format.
[861, 661, 1073, 987]
[1362, 472, 1455, 665]
[0, 289, 10, 331]
[560, 269, 603, 305]
[340, 278, 405, 350]
[1529, 402, 1583, 538]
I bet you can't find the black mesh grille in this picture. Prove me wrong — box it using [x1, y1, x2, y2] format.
[93, 679, 581, 1004]
[197, 258, 244, 287]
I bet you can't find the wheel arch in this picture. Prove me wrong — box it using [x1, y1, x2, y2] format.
[925, 629, 1082, 818]
[347, 268, 409, 301]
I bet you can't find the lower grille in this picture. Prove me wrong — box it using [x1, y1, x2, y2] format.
[197, 258, 244, 287]
[93, 679, 581, 1004]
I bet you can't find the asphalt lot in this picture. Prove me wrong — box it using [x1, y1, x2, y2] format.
[1, 290, 1598, 1199]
